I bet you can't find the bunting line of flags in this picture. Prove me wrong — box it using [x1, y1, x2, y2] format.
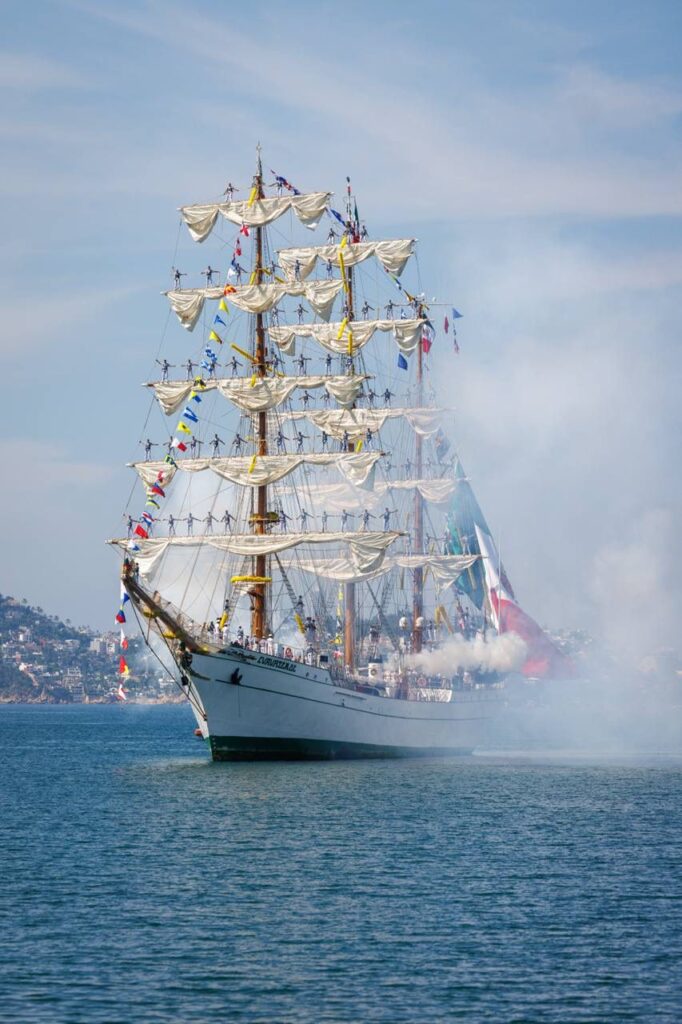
[443, 308, 463, 355]
[115, 580, 131, 698]
[271, 169, 301, 196]
[226, 221, 249, 283]
[115, 285, 223, 686]
[383, 264, 464, 369]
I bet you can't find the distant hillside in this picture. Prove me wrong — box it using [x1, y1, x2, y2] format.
[0, 594, 173, 703]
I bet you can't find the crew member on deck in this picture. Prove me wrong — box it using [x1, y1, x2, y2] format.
[143, 439, 157, 460]
[276, 429, 288, 453]
[211, 433, 225, 456]
[156, 359, 174, 381]
[382, 507, 398, 531]
[201, 266, 219, 286]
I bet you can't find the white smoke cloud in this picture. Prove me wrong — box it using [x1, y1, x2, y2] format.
[409, 631, 528, 676]
[590, 508, 682, 669]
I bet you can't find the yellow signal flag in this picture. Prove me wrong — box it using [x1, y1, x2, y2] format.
[339, 234, 348, 250]
[247, 186, 258, 207]
[435, 604, 454, 634]
[338, 251, 348, 293]
[336, 317, 348, 341]
[218, 299, 230, 313]
[231, 342, 257, 363]
[176, 422, 192, 435]
[347, 331, 353, 356]
[294, 612, 305, 635]
[249, 270, 257, 285]
[248, 454, 258, 474]
[209, 330, 223, 345]
[218, 611, 228, 630]
[250, 372, 258, 387]
[355, 439, 363, 453]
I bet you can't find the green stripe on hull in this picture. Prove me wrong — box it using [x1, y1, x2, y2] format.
[209, 735, 473, 761]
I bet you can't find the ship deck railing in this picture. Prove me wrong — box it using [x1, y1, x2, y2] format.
[195, 633, 503, 702]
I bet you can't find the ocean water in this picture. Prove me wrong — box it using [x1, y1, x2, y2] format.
[1, 705, 681, 1023]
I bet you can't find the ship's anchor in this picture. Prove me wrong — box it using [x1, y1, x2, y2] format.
[225, 668, 242, 687]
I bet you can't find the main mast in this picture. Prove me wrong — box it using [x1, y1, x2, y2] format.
[343, 178, 357, 673]
[251, 148, 268, 638]
[412, 302, 425, 652]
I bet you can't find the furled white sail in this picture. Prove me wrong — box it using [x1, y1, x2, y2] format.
[147, 374, 369, 416]
[167, 280, 344, 330]
[132, 451, 382, 489]
[180, 192, 331, 242]
[114, 530, 401, 577]
[281, 407, 443, 440]
[277, 239, 415, 281]
[286, 553, 479, 586]
[381, 478, 455, 502]
[280, 478, 455, 513]
[268, 318, 425, 356]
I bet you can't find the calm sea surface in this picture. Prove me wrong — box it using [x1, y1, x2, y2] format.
[1, 704, 681, 1023]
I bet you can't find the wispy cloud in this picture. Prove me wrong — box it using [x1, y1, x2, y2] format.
[52, 1, 682, 219]
[0, 52, 85, 90]
[6, 439, 113, 487]
[0, 285, 140, 359]
[558, 65, 682, 126]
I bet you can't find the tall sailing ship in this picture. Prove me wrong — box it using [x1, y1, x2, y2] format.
[110, 151, 567, 758]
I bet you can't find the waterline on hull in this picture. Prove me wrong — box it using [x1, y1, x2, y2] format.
[209, 734, 474, 761]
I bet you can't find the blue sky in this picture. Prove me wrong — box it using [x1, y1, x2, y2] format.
[2, 0, 681, 660]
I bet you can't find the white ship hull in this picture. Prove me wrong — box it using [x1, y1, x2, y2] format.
[184, 646, 502, 760]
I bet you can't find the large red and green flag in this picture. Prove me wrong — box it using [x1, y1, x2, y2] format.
[475, 525, 574, 678]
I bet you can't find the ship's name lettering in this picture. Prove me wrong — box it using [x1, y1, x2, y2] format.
[256, 655, 297, 673]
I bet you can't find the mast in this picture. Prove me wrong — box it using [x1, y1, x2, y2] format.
[343, 177, 356, 673]
[412, 303, 424, 653]
[251, 146, 268, 638]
